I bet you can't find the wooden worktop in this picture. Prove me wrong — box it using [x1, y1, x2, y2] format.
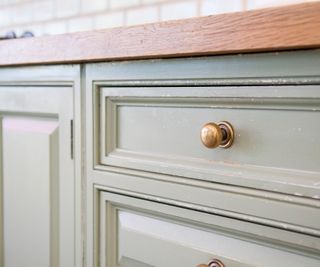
[1, 2, 320, 66]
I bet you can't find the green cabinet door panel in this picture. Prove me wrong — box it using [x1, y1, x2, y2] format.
[0, 65, 82, 267]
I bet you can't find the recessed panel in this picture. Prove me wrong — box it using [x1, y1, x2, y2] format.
[2, 117, 59, 267]
[0, 66, 78, 267]
[116, 105, 319, 171]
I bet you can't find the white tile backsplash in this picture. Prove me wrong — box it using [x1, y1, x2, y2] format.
[0, 0, 317, 36]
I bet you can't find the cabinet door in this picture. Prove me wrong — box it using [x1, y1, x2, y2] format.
[0, 66, 81, 267]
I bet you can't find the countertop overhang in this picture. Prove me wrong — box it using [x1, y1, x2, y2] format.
[1, 2, 320, 66]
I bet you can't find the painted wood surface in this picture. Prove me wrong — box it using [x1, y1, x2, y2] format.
[0, 2, 320, 66]
[3, 118, 59, 267]
[2, 49, 320, 267]
[0, 65, 82, 267]
[85, 50, 320, 267]
[98, 190, 320, 267]
[97, 85, 320, 197]
[86, 50, 320, 197]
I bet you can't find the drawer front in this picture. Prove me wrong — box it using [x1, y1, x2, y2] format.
[97, 190, 320, 267]
[94, 85, 320, 197]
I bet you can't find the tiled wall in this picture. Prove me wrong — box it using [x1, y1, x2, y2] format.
[0, 0, 318, 37]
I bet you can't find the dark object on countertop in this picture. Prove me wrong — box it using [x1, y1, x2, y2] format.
[0, 31, 16, 40]
[0, 31, 34, 40]
[21, 31, 34, 38]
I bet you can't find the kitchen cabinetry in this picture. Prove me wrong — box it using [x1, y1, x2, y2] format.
[0, 53, 319, 267]
[0, 65, 82, 267]
[85, 50, 320, 267]
[0, 3, 319, 267]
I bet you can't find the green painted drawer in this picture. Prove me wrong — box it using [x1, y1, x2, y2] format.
[95, 85, 320, 197]
[96, 190, 320, 267]
[86, 50, 320, 198]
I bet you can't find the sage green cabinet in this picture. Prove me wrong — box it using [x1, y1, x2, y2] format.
[1, 50, 320, 267]
[85, 50, 320, 267]
[0, 66, 82, 267]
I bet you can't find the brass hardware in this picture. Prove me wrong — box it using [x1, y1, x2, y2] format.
[196, 259, 225, 267]
[200, 121, 234, 149]
[208, 259, 225, 267]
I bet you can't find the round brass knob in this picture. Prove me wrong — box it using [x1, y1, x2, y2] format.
[197, 258, 225, 267]
[200, 121, 234, 149]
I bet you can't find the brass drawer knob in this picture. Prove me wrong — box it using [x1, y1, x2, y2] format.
[197, 259, 225, 267]
[200, 121, 234, 149]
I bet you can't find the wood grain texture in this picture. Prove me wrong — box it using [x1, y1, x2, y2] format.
[1, 2, 320, 66]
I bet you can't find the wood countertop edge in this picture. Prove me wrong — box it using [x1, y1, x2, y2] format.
[1, 2, 320, 66]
